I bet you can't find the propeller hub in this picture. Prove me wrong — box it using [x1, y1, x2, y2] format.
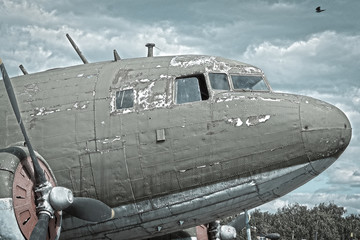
[50, 187, 74, 211]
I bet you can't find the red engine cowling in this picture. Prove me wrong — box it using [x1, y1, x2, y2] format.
[0, 147, 61, 240]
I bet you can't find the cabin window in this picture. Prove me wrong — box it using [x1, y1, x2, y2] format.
[175, 75, 209, 104]
[116, 89, 134, 109]
[231, 75, 269, 91]
[209, 73, 230, 90]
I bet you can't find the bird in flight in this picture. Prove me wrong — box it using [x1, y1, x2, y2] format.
[316, 6, 325, 13]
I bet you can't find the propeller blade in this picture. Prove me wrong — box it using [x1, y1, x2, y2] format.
[29, 213, 50, 240]
[0, 58, 46, 185]
[65, 197, 115, 222]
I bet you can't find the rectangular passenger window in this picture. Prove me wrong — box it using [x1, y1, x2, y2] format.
[231, 75, 269, 91]
[116, 89, 134, 109]
[209, 73, 230, 90]
[176, 75, 209, 104]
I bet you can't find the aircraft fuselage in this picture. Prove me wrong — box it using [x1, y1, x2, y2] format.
[0, 55, 351, 239]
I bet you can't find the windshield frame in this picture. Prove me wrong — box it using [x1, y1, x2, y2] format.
[208, 72, 231, 91]
[229, 74, 271, 92]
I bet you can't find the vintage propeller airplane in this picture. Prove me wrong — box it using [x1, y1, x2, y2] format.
[0, 35, 351, 240]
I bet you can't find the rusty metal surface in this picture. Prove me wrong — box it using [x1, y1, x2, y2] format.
[13, 156, 61, 240]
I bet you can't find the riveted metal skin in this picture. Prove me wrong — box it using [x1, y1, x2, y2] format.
[0, 55, 351, 239]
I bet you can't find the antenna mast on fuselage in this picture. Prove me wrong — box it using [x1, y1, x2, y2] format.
[66, 33, 89, 64]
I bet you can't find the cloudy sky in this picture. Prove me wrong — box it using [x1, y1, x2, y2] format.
[1, 0, 359, 214]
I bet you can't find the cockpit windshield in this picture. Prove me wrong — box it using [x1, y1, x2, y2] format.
[231, 75, 269, 91]
[209, 73, 230, 90]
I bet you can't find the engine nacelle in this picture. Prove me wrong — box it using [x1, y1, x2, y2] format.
[0, 147, 61, 240]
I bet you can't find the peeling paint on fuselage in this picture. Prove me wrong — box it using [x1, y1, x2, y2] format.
[138, 82, 155, 110]
[0, 55, 351, 240]
[170, 56, 217, 68]
[226, 117, 243, 127]
[246, 114, 271, 126]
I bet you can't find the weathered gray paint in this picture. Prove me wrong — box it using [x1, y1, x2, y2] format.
[59, 157, 337, 239]
[0, 198, 25, 239]
[0, 55, 351, 239]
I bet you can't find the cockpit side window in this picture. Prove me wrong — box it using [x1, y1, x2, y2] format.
[175, 75, 209, 104]
[116, 89, 134, 109]
[209, 73, 230, 90]
[231, 75, 269, 91]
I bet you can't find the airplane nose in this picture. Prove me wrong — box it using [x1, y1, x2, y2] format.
[300, 96, 352, 162]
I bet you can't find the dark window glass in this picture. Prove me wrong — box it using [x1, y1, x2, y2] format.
[116, 89, 134, 109]
[231, 75, 269, 91]
[209, 73, 230, 90]
[176, 75, 209, 104]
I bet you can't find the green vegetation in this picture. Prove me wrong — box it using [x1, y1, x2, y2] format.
[250, 203, 360, 239]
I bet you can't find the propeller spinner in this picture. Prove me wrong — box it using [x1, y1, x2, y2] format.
[0, 58, 115, 240]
